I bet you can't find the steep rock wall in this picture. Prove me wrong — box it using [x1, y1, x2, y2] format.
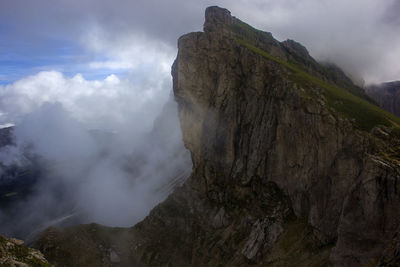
[173, 6, 400, 265]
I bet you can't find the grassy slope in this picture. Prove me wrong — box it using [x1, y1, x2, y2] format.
[236, 39, 400, 132]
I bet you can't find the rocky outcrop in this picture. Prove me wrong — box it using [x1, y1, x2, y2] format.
[366, 81, 400, 116]
[34, 6, 400, 266]
[0, 234, 51, 266]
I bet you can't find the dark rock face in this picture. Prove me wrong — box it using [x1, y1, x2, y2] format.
[366, 81, 400, 116]
[34, 6, 400, 266]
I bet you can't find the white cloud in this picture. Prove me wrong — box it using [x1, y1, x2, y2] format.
[0, 69, 170, 133]
[1, 97, 190, 232]
[88, 61, 133, 70]
[0, 65, 190, 233]
[82, 23, 175, 75]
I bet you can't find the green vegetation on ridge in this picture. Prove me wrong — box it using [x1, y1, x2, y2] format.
[236, 39, 400, 132]
[231, 20, 272, 43]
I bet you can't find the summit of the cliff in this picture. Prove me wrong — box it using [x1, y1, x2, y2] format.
[201, 7, 373, 104]
[204, 6, 233, 33]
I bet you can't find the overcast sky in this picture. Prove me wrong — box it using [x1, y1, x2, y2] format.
[0, 0, 400, 125]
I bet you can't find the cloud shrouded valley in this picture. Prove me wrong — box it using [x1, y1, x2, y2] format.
[0, 70, 190, 239]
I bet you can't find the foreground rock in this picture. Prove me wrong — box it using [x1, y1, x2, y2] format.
[0, 235, 51, 266]
[34, 6, 400, 266]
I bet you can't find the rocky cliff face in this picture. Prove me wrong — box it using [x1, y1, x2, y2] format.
[34, 6, 400, 266]
[366, 81, 400, 117]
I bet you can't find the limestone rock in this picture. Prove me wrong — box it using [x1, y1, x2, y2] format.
[241, 219, 283, 261]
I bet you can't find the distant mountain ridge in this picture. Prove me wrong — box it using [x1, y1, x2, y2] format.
[366, 81, 400, 116]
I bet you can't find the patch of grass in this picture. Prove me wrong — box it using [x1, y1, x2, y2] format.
[230, 19, 276, 47]
[231, 20, 262, 40]
[237, 39, 400, 132]
[3, 192, 18, 198]
[319, 63, 371, 101]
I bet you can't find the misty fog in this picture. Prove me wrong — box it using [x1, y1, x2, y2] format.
[0, 72, 191, 240]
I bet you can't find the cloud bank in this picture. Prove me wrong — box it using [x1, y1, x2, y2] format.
[0, 70, 169, 132]
[0, 71, 190, 239]
[1, 0, 400, 84]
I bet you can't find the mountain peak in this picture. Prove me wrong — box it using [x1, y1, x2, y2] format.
[204, 6, 233, 33]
